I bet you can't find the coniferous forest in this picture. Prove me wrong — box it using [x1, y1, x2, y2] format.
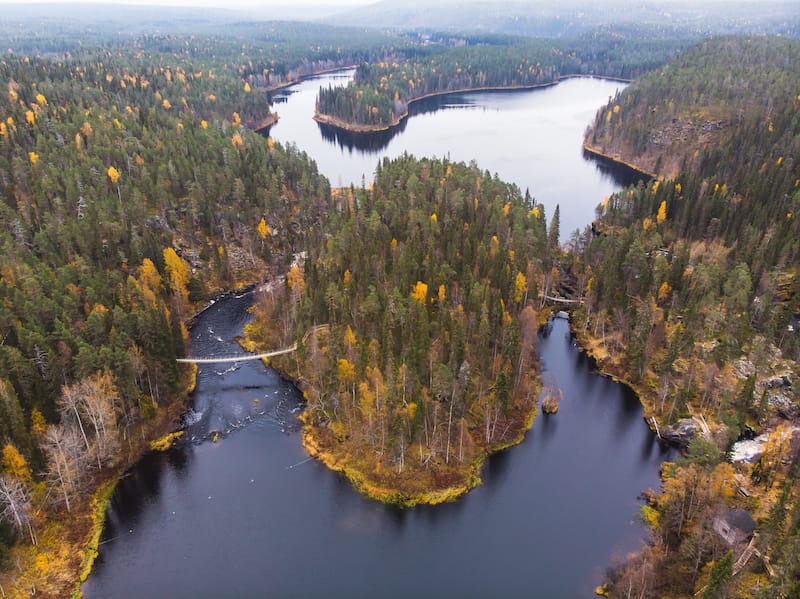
[0, 34, 334, 593]
[577, 36, 800, 596]
[249, 155, 550, 503]
[0, 3, 797, 597]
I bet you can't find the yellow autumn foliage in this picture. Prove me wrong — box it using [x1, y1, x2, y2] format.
[149, 431, 184, 452]
[658, 281, 672, 301]
[514, 272, 527, 303]
[2, 444, 31, 481]
[30, 407, 47, 437]
[163, 247, 190, 290]
[257, 217, 270, 239]
[657, 200, 667, 224]
[337, 358, 355, 385]
[411, 280, 428, 304]
[344, 325, 357, 347]
[287, 265, 305, 293]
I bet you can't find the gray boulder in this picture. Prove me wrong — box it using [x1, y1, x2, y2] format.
[660, 418, 699, 449]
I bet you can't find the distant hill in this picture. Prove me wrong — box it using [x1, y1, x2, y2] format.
[326, 0, 800, 38]
[0, 3, 353, 36]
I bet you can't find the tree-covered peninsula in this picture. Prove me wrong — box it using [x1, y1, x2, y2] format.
[573, 36, 800, 596]
[248, 154, 555, 505]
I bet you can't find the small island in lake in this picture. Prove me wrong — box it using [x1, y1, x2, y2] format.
[541, 379, 562, 414]
[247, 154, 560, 505]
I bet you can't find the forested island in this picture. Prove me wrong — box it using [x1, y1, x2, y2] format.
[0, 2, 798, 596]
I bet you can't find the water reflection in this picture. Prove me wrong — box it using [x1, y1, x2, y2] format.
[539, 410, 559, 441]
[583, 147, 650, 188]
[482, 446, 512, 487]
[313, 93, 483, 153]
[316, 120, 405, 152]
[86, 300, 677, 599]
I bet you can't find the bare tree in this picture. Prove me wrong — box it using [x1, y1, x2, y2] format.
[58, 371, 121, 470]
[57, 383, 92, 467]
[75, 371, 121, 468]
[42, 424, 87, 513]
[0, 474, 35, 544]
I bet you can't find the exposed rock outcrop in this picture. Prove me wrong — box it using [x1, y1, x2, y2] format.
[660, 418, 698, 449]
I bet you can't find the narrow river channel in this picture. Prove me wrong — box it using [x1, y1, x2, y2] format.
[83, 72, 672, 598]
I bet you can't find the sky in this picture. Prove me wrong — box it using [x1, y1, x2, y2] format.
[0, 0, 376, 5]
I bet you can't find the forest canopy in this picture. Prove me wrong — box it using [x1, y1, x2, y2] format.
[249, 154, 555, 503]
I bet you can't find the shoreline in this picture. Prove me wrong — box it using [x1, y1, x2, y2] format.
[313, 74, 632, 134]
[63, 71, 649, 593]
[313, 79, 563, 133]
[581, 142, 658, 180]
[262, 64, 358, 96]
[261, 312, 542, 508]
[64, 280, 267, 598]
[249, 113, 279, 134]
[569, 321, 660, 435]
[0, 367, 200, 599]
[249, 64, 360, 134]
[298, 394, 539, 507]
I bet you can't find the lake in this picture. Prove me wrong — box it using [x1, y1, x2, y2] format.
[266, 71, 643, 238]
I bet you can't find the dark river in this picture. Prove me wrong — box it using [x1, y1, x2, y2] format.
[83, 73, 671, 598]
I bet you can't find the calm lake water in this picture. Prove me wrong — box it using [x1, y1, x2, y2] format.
[83, 73, 669, 599]
[266, 70, 643, 238]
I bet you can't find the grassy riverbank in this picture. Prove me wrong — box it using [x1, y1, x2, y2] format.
[298, 396, 538, 507]
[0, 373, 195, 598]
